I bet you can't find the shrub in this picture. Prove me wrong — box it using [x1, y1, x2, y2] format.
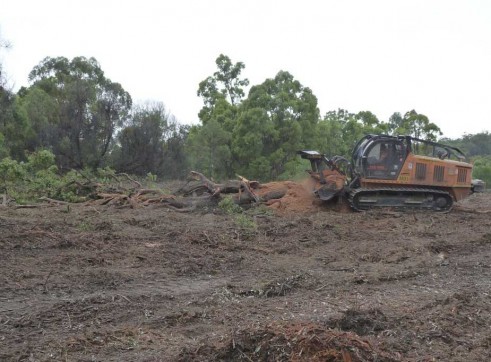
[218, 196, 243, 214]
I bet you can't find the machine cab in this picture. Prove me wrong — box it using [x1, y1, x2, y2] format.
[352, 135, 408, 179]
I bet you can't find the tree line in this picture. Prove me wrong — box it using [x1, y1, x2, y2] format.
[1, 46, 490, 187]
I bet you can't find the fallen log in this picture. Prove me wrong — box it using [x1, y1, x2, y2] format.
[6, 171, 292, 212]
[175, 171, 259, 197]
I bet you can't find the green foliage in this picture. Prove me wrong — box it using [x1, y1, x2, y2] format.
[0, 157, 27, 185]
[247, 203, 274, 217]
[24, 56, 132, 169]
[441, 131, 491, 157]
[1, 50, 489, 186]
[194, 55, 447, 182]
[91, 167, 117, 184]
[234, 213, 257, 231]
[440, 132, 491, 188]
[0, 149, 124, 203]
[393, 110, 442, 140]
[198, 54, 249, 117]
[160, 123, 189, 180]
[277, 158, 308, 181]
[315, 111, 348, 157]
[465, 132, 491, 156]
[115, 102, 167, 175]
[27, 149, 56, 171]
[218, 196, 243, 214]
[0, 133, 9, 160]
[233, 71, 319, 180]
[146, 172, 157, 182]
[315, 109, 386, 158]
[387, 112, 403, 135]
[218, 196, 257, 231]
[472, 156, 491, 189]
[28, 169, 61, 201]
[186, 120, 233, 180]
[193, 55, 248, 180]
[0, 151, 59, 203]
[1, 158, 41, 203]
[18, 86, 59, 153]
[0, 90, 33, 161]
[113, 102, 188, 179]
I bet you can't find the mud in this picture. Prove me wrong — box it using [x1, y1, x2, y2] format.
[1, 189, 490, 361]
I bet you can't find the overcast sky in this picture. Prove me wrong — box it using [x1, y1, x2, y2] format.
[1, 0, 490, 138]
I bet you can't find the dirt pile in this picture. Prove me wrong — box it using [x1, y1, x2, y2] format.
[257, 178, 350, 214]
[256, 180, 318, 214]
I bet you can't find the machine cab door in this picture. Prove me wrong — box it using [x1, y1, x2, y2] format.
[362, 139, 407, 179]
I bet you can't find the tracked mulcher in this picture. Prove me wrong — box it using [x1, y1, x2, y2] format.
[299, 135, 485, 212]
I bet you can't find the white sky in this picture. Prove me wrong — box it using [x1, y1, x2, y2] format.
[1, 0, 490, 139]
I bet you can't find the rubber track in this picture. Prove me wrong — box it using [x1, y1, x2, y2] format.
[348, 187, 453, 212]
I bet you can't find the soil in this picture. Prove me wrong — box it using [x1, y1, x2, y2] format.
[1, 181, 491, 361]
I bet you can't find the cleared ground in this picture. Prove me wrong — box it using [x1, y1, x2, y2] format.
[1, 189, 490, 361]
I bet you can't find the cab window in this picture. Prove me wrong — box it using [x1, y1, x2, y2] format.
[365, 141, 405, 179]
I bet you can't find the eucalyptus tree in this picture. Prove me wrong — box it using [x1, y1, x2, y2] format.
[115, 102, 176, 176]
[388, 110, 441, 140]
[316, 109, 358, 158]
[26, 56, 132, 169]
[186, 119, 232, 179]
[197, 53, 249, 124]
[192, 54, 249, 179]
[160, 122, 189, 180]
[387, 112, 403, 135]
[233, 71, 320, 180]
[117, 103, 189, 180]
[16, 86, 58, 153]
[0, 82, 31, 162]
[315, 109, 390, 159]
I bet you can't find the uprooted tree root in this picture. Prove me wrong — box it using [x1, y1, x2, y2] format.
[179, 322, 402, 362]
[12, 171, 315, 213]
[86, 171, 290, 211]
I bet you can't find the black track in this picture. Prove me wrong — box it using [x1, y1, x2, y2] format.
[349, 187, 453, 212]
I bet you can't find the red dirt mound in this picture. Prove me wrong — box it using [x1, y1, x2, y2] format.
[257, 180, 319, 214]
[257, 178, 351, 214]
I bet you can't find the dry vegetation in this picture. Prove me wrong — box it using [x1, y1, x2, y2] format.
[1, 180, 490, 361]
